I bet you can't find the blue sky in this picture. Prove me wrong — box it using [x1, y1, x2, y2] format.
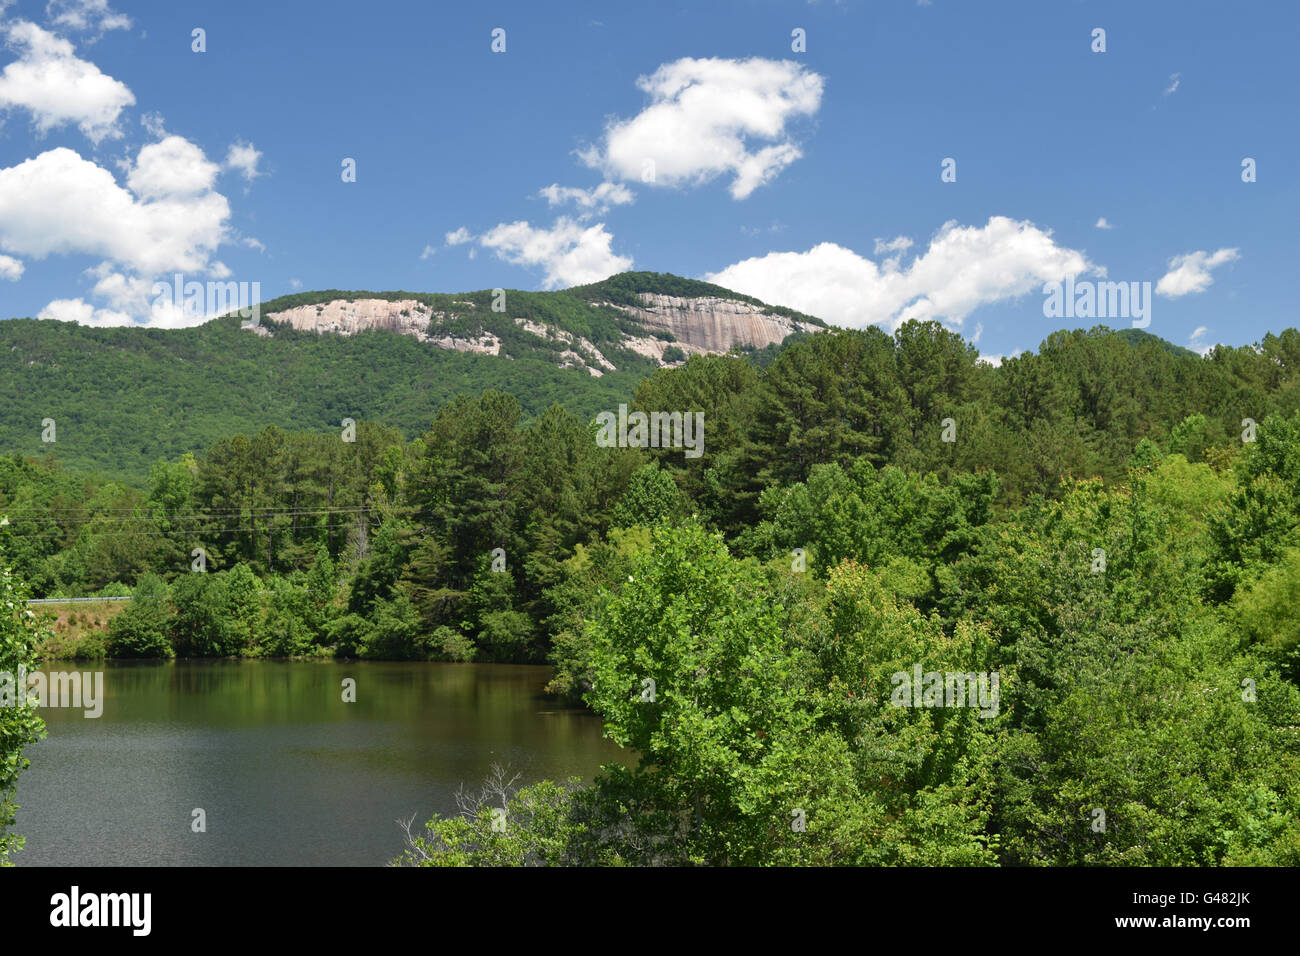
[0, 0, 1295, 363]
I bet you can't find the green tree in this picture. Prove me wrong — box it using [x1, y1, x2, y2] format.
[0, 556, 48, 863]
[104, 572, 174, 659]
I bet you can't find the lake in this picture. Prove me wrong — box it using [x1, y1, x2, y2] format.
[12, 660, 624, 866]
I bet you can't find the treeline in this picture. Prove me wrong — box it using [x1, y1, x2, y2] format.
[3, 319, 1300, 668]
[0, 309, 648, 483]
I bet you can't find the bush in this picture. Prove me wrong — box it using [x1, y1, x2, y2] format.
[0, 559, 48, 863]
[434, 625, 476, 662]
[327, 612, 373, 659]
[105, 573, 173, 659]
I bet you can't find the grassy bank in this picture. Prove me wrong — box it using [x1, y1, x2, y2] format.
[32, 601, 128, 661]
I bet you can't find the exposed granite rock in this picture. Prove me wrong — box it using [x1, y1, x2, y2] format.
[257, 290, 812, 372]
[264, 299, 501, 355]
[607, 293, 817, 353]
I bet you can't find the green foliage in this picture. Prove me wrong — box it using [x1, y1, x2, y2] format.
[12, 272, 1300, 868]
[0, 309, 648, 484]
[1234, 549, 1300, 680]
[610, 462, 682, 528]
[104, 573, 173, 659]
[0, 554, 47, 863]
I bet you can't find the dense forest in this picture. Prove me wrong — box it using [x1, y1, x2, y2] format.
[5, 305, 1300, 864]
[0, 273, 820, 484]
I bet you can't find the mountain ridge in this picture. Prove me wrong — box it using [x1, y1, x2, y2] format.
[0, 270, 1211, 483]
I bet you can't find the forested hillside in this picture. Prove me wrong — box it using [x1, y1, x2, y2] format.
[0, 273, 828, 483]
[0, 311, 644, 484]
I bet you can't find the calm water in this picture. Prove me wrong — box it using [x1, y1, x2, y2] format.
[13, 661, 624, 866]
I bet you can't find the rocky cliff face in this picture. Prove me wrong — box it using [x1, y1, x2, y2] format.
[257, 289, 813, 372]
[262, 299, 501, 355]
[607, 293, 818, 355]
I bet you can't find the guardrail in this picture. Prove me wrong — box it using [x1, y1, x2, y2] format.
[27, 596, 133, 604]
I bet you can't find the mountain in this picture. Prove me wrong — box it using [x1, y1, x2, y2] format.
[1113, 327, 1200, 359]
[252, 271, 825, 376]
[0, 272, 821, 482]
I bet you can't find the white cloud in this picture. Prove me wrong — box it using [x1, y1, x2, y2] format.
[538, 181, 634, 218]
[445, 227, 472, 246]
[39, 297, 130, 326]
[0, 145, 230, 275]
[707, 216, 1093, 331]
[140, 110, 165, 137]
[971, 321, 983, 346]
[46, 0, 131, 34]
[1095, 217, 1113, 230]
[1188, 326, 1216, 357]
[1155, 247, 1239, 298]
[873, 236, 914, 256]
[241, 236, 265, 252]
[977, 350, 1022, 368]
[224, 140, 262, 182]
[1164, 73, 1181, 96]
[0, 20, 134, 142]
[478, 217, 631, 289]
[580, 57, 823, 199]
[0, 253, 22, 279]
[128, 135, 220, 199]
[289, 278, 302, 290]
[0, 138, 236, 325]
[707, 217, 1092, 332]
[419, 244, 437, 260]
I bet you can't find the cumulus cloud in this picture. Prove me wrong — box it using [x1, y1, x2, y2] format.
[0, 137, 236, 325]
[478, 217, 631, 289]
[538, 182, 634, 219]
[224, 140, 262, 182]
[580, 57, 823, 199]
[0, 20, 134, 142]
[707, 216, 1094, 331]
[444, 227, 472, 246]
[1095, 217, 1113, 230]
[127, 135, 221, 199]
[1163, 72, 1181, 96]
[0, 253, 22, 279]
[419, 244, 436, 260]
[39, 297, 130, 326]
[0, 145, 230, 275]
[1155, 248, 1239, 298]
[46, 0, 131, 35]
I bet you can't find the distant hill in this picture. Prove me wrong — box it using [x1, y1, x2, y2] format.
[0, 272, 820, 483]
[1113, 327, 1200, 359]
